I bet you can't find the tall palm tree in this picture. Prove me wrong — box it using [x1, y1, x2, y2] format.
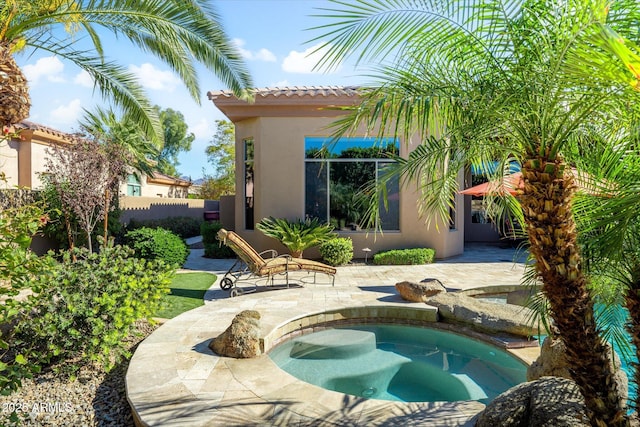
[0, 0, 252, 139]
[312, 0, 640, 425]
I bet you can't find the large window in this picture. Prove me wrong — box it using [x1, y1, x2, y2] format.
[305, 137, 400, 231]
[244, 138, 254, 230]
[126, 174, 141, 196]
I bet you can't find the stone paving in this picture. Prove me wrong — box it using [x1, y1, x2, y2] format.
[126, 243, 535, 426]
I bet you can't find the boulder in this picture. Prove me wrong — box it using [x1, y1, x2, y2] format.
[209, 310, 262, 358]
[476, 376, 589, 427]
[528, 336, 628, 404]
[425, 292, 536, 337]
[395, 279, 446, 302]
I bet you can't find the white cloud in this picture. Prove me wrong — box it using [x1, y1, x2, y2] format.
[233, 38, 276, 62]
[22, 56, 65, 85]
[129, 63, 180, 91]
[50, 99, 83, 124]
[282, 43, 341, 74]
[73, 70, 94, 88]
[189, 118, 213, 140]
[271, 79, 290, 87]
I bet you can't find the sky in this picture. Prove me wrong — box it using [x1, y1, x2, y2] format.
[15, 0, 367, 180]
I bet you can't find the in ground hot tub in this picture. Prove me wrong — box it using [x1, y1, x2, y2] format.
[269, 324, 528, 403]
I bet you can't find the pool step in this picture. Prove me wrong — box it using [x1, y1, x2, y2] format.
[290, 329, 377, 359]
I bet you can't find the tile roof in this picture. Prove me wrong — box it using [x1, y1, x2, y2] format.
[14, 120, 78, 140]
[207, 85, 360, 100]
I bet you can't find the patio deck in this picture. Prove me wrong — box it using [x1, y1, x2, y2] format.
[126, 243, 537, 426]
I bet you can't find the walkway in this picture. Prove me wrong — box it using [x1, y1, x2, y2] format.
[127, 244, 533, 426]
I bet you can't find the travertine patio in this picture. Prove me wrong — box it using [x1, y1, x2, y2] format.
[126, 244, 538, 426]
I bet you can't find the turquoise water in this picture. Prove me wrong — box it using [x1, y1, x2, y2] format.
[269, 324, 528, 403]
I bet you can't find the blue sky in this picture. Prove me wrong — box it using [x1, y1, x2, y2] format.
[15, 0, 367, 180]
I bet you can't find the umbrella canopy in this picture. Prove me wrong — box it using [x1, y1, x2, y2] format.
[459, 172, 524, 197]
[459, 169, 604, 197]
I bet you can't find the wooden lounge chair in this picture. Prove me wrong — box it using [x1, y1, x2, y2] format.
[217, 228, 336, 297]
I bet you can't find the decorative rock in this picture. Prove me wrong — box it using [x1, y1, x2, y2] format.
[395, 279, 446, 302]
[527, 336, 571, 380]
[209, 310, 263, 358]
[425, 292, 536, 337]
[476, 376, 589, 427]
[528, 336, 628, 404]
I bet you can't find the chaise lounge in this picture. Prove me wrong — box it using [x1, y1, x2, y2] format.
[217, 228, 336, 296]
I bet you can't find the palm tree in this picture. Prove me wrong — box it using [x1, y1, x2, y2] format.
[256, 217, 335, 258]
[573, 136, 640, 414]
[0, 0, 252, 139]
[312, 1, 640, 425]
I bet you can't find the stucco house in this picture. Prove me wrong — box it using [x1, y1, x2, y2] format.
[207, 86, 495, 259]
[0, 120, 191, 198]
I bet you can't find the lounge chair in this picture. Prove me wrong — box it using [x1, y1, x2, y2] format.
[217, 228, 336, 297]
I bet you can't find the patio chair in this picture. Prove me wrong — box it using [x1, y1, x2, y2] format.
[217, 228, 336, 297]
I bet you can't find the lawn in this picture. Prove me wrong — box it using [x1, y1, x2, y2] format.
[154, 272, 217, 319]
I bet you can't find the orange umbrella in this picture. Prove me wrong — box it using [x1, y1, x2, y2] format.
[459, 172, 524, 196]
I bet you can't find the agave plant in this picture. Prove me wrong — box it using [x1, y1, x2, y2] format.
[256, 217, 335, 258]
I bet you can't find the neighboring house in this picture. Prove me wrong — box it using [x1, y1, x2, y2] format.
[208, 86, 471, 259]
[0, 120, 190, 198]
[125, 171, 191, 198]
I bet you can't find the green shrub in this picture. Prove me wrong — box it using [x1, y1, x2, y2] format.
[127, 216, 202, 239]
[201, 221, 235, 258]
[125, 227, 189, 266]
[373, 248, 436, 265]
[0, 199, 54, 395]
[319, 238, 353, 266]
[13, 240, 174, 374]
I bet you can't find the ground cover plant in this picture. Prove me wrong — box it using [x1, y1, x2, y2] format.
[154, 272, 217, 319]
[373, 248, 435, 265]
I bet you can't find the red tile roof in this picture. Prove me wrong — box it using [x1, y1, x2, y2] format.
[207, 85, 360, 100]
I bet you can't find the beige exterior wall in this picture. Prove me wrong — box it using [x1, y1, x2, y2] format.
[232, 116, 465, 259]
[30, 141, 50, 189]
[0, 140, 19, 186]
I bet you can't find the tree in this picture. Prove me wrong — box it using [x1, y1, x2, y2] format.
[156, 106, 195, 176]
[573, 137, 640, 413]
[313, 1, 640, 425]
[199, 119, 235, 199]
[79, 106, 159, 177]
[44, 138, 128, 253]
[0, 0, 252, 140]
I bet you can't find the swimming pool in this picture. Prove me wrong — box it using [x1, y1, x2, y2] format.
[269, 324, 528, 403]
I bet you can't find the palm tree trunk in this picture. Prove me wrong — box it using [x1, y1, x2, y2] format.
[625, 281, 640, 414]
[519, 159, 627, 427]
[0, 42, 31, 126]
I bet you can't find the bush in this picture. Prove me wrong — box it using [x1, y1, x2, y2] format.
[319, 238, 353, 266]
[125, 227, 189, 266]
[373, 248, 436, 265]
[201, 221, 235, 258]
[13, 241, 174, 374]
[127, 216, 202, 239]
[0, 199, 54, 394]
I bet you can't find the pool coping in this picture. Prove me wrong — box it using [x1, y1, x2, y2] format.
[126, 284, 539, 426]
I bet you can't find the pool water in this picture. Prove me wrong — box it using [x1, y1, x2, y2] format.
[269, 324, 528, 403]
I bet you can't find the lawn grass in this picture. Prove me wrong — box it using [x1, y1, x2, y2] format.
[154, 272, 217, 319]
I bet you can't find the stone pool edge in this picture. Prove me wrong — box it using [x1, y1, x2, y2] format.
[126, 287, 538, 426]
